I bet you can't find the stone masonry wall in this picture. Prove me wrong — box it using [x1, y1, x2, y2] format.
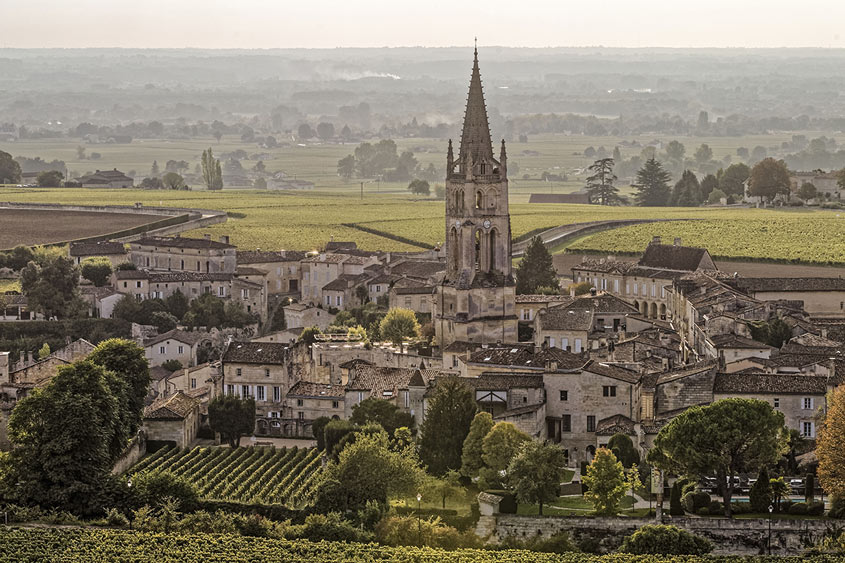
[495, 514, 833, 556]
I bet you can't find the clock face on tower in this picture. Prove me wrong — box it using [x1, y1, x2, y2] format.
[483, 219, 491, 229]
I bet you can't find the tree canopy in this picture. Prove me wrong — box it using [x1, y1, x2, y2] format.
[585, 157, 619, 205]
[748, 158, 790, 202]
[208, 395, 256, 448]
[0, 150, 22, 184]
[515, 236, 560, 295]
[818, 385, 845, 500]
[201, 148, 223, 190]
[461, 411, 494, 478]
[508, 440, 567, 515]
[80, 256, 113, 287]
[350, 397, 415, 436]
[378, 308, 420, 353]
[649, 398, 787, 517]
[20, 254, 83, 319]
[583, 447, 627, 515]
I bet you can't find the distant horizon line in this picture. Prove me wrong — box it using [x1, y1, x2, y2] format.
[3, 45, 845, 51]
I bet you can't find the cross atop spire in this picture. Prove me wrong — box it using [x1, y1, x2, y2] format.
[458, 45, 494, 167]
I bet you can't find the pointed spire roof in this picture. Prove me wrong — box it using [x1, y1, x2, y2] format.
[459, 46, 494, 165]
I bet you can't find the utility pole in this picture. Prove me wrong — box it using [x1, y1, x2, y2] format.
[360, 181, 363, 200]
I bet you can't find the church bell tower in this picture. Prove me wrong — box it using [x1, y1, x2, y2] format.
[436, 47, 517, 349]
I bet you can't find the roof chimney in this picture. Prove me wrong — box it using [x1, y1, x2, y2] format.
[673, 237, 682, 246]
[651, 236, 661, 245]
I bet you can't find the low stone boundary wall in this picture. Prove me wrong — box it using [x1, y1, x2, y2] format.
[495, 514, 833, 556]
[511, 219, 684, 257]
[111, 431, 146, 475]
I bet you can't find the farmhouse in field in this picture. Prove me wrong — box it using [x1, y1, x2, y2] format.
[76, 168, 134, 188]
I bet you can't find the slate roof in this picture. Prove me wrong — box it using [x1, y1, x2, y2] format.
[287, 381, 345, 399]
[223, 342, 288, 364]
[581, 360, 641, 384]
[638, 243, 712, 272]
[144, 329, 206, 347]
[568, 293, 640, 314]
[538, 308, 593, 331]
[323, 273, 367, 291]
[713, 373, 827, 394]
[236, 250, 307, 263]
[136, 236, 235, 250]
[515, 294, 574, 304]
[443, 340, 479, 354]
[144, 391, 200, 420]
[732, 278, 845, 293]
[303, 253, 347, 263]
[69, 241, 126, 256]
[80, 286, 121, 300]
[393, 280, 435, 295]
[596, 414, 636, 436]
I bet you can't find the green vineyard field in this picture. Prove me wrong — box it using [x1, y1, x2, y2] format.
[129, 446, 322, 507]
[0, 528, 825, 563]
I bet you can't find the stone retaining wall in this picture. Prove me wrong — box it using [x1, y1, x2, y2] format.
[495, 514, 834, 556]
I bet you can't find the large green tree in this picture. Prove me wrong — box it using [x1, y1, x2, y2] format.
[633, 158, 672, 206]
[350, 397, 415, 435]
[2, 360, 119, 514]
[515, 236, 560, 295]
[718, 163, 750, 197]
[20, 255, 83, 319]
[648, 398, 787, 517]
[378, 308, 420, 353]
[419, 378, 477, 475]
[607, 433, 640, 469]
[480, 422, 531, 489]
[0, 150, 21, 184]
[461, 411, 494, 478]
[670, 170, 701, 206]
[748, 158, 791, 202]
[585, 157, 619, 205]
[315, 429, 424, 512]
[36, 170, 63, 187]
[208, 395, 256, 448]
[508, 440, 567, 516]
[87, 338, 151, 440]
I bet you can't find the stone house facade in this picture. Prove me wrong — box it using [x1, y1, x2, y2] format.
[236, 250, 306, 295]
[143, 329, 207, 368]
[129, 235, 237, 274]
[143, 391, 201, 448]
[222, 342, 292, 431]
[69, 241, 128, 267]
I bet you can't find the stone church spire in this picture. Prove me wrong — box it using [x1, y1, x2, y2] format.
[458, 46, 494, 166]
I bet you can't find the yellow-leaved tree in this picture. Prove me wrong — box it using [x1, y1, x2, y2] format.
[818, 386, 845, 499]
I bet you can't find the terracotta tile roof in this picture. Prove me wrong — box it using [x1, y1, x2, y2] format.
[655, 363, 717, 385]
[732, 277, 845, 293]
[713, 372, 828, 394]
[390, 260, 445, 280]
[69, 241, 126, 256]
[80, 286, 121, 299]
[443, 340, 479, 354]
[149, 366, 173, 381]
[346, 366, 438, 394]
[581, 360, 641, 384]
[709, 334, 774, 350]
[567, 293, 640, 314]
[596, 414, 636, 436]
[144, 391, 200, 420]
[339, 358, 373, 369]
[639, 243, 712, 272]
[136, 236, 235, 250]
[467, 346, 586, 371]
[236, 250, 307, 263]
[149, 272, 233, 283]
[223, 342, 288, 364]
[115, 270, 150, 280]
[303, 253, 347, 264]
[322, 273, 367, 291]
[144, 329, 207, 347]
[393, 279, 435, 295]
[494, 403, 544, 419]
[287, 381, 345, 399]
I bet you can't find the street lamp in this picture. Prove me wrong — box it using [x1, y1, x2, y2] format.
[417, 493, 422, 546]
[768, 504, 774, 555]
[127, 479, 133, 530]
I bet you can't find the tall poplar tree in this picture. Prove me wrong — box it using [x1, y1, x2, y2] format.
[419, 377, 477, 475]
[201, 148, 223, 190]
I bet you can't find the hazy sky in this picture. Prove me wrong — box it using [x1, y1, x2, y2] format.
[4, 0, 845, 49]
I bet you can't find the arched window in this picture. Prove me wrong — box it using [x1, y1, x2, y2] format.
[474, 230, 481, 271]
[455, 190, 462, 212]
[489, 229, 497, 271]
[475, 190, 483, 209]
[449, 227, 459, 273]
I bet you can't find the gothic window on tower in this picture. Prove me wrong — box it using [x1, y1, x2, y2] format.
[475, 191, 483, 209]
[489, 229, 497, 271]
[474, 230, 481, 270]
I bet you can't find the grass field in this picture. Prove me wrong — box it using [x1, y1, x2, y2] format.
[1, 186, 840, 262]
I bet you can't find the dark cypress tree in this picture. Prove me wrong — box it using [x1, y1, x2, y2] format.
[749, 466, 772, 513]
[633, 158, 672, 206]
[515, 236, 560, 295]
[671, 170, 701, 207]
[669, 481, 684, 516]
[418, 378, 477, 475]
